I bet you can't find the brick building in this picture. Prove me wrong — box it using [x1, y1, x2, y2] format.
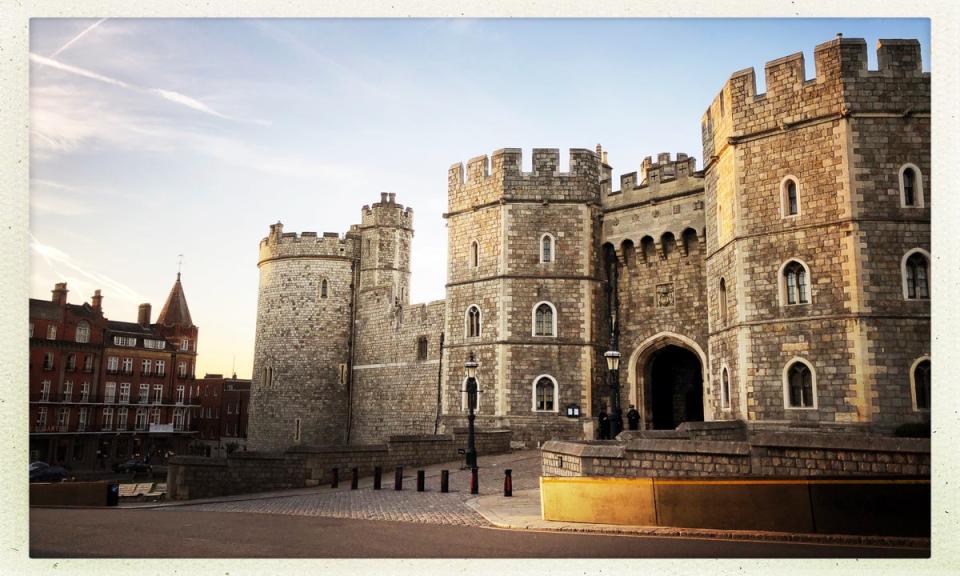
[29, 275, 201, 469]
[248, 37, 930, 451]
[194, 373, 251, 457]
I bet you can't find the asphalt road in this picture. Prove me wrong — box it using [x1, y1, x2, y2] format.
[30, 508, 928, 559]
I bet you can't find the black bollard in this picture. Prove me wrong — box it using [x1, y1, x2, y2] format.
[331, 468, 339, 489]
[373, 466, 382, 490]
[351, 467, 359, 490]
[504, 468, 513, 497]
[440, 470, 449, 493]
[470, 467, 479, 495]
[395, 466, 403, 491]
[417, 470, 425, 492]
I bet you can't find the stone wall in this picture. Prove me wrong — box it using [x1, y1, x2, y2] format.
[542, 432, 929, 479]
[167, 430, 511, 500]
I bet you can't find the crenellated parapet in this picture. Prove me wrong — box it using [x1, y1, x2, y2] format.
[603, 152, 704, 210]
[360, 192, 414, 231]
[702, 37, 929, 167]
[447, 148, 601, 214]
[258, 221, 359, 265]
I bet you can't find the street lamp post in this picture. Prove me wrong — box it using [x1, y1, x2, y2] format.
[464, 352, 479, 470]
[604, 349, 623, 439]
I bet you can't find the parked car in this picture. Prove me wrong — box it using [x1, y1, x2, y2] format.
[29, 461, 67, 483]
[112, 459, 152, 475]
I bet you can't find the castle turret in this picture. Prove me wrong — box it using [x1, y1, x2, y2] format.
[247, 222, 359, 450]
[357, 192, 414, 308]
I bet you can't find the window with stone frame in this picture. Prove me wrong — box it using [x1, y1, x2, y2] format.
[785, 361, 815, 409]
[533, 302, 556, 337]
[320, 278, 329, 299]
[416, 336, 429, 361]
[101, 407, 113, 430]
[534, 376, 557, 412]
[781, 176, 800, 217]
[913, 359, 930, 411]
[540, 233, 555, 263]
[899, 164, 924, 208]
[466, 306, 481, 338]
[904, 251, 929, 300]
[782, 260, 809, 305]
[470, 240, 479, 268]
[721, 367, 730, 410]
[718, 277, 728, 324]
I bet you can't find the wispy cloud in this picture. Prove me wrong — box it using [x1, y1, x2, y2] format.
[30, 233, 145, 303]
[50, 18, 108, 58]
[30, 53, 268, 125]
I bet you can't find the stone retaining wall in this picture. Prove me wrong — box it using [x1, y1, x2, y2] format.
[168, 429, 511, 500]
[542, 432, 929, 479]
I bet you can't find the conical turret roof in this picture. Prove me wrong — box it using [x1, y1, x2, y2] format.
[157, 272, 193, 327]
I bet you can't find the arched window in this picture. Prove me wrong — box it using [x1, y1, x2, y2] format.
[781, 260, 810, 305]
[661, 232, 676, 259]
[718, 278, 728, 324]
[899, 164, 924, 208]
[320, 278, 329, 299]
[720, 367, 731, 410]
[783, 359, 816, 409]
[912, 358, 930, 411]
[781, 176, 800, 217]
[532, 302, 556, 337]
[903, 249, 930, 300]
[470, 241, 479, 268]
[532, 375, 558, 412]
[466, 305, 481, 338]
[75, 321, 90, 343]
[540, 234, 555, 263]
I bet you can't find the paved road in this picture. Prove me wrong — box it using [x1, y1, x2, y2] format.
[30, 508, 927, 558]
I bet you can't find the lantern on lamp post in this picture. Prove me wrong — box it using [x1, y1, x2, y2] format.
[604, 349, 623, 438]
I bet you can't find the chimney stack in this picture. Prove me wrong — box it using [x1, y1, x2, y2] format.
[91, 289, 103, 311]
[138, 303, 152, 326]
[52, 282, 68, 305]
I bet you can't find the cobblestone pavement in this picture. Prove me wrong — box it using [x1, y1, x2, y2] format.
[158, 450, 542, 527]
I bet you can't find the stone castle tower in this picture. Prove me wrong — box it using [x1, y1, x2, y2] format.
[440, 149, 606, 444]
[701, 37, 930, 430]
[247, 223, 358, 450]
[248, 37, 930, 451]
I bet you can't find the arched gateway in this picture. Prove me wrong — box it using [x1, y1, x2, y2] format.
[626, 332, 708, 430]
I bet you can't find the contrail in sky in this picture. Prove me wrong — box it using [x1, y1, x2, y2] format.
[50, 18, 107, 58]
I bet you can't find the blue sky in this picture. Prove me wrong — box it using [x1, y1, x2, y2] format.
[29, 18, 930, 377]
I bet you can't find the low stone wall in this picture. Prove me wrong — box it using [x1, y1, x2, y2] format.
[168, 429, 512, 500]
[542, 432, 929, 479]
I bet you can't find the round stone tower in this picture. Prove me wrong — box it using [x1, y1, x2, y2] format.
[247, 222, 359, 451]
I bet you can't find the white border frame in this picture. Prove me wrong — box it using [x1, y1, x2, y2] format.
[780, 175, 801, 218]
[531, 374, 559, 413]
[531, 301, 557, 337]
[901, 247, 931, 300]
[909, 355, 931, 412]
[782, 356, 818, 410]
[777, 258, 812, 306]
[539, 233, 555, 264]
[898, 162, 925, 208]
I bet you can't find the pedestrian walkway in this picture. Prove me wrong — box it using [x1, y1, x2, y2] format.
[138, 449, 928, 548]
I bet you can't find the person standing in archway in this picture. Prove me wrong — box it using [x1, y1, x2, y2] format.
[626, 405, 640, 430]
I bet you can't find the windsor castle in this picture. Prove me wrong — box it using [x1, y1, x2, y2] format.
[247, 37, 930, 451]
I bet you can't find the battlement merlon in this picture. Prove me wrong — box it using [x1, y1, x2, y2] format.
[258, 221, 359, 265]
[359, 192, 414, 230]
[604, 153, 704, 209]
[448, 148, 602, 214]
[701, 37, 928, 163]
